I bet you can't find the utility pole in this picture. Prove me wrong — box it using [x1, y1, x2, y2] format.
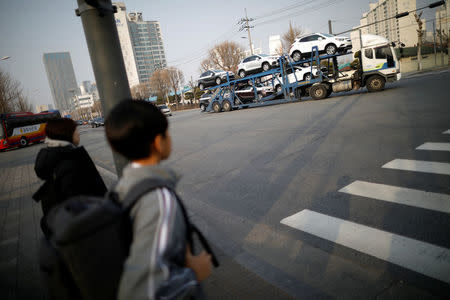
[239, 9, 254, 55]
[328, 20, 333, 34]
[75, 0, 131, 175]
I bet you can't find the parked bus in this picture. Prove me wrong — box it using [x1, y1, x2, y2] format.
[0, 111, 61, 151]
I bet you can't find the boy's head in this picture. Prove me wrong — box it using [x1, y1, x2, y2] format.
[105, 100, 170, 161]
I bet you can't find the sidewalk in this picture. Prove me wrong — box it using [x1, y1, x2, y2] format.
[0, 163, 294, 300]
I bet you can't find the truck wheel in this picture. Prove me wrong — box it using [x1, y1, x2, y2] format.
[310, 84, 327, 100]
[294, 88, 303, 99]
[262, 62, 270, 72]
[366, 75, 385, 92]
[276, 85, 282, 93]
[222, 100, 231, 112]
[212, 101, 221, 113]
[200, 104, 206, 112]
[20, 137, 28, 147]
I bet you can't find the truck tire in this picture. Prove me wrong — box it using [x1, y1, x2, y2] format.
[212, 101, 221, 113]
[222, 100, 231, 112]
[310, 84, 327, 100]
[294, 88, 303, 99]
[276, 85, 282, 93]
[200, 104, 206, 112]
[366, 75, 385, 92]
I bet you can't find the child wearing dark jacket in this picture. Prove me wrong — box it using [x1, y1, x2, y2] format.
[33, 118, 106, 236]
[105, 100, 212, 300]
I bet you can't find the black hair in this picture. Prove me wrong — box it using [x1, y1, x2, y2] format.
[105, 100, 168, 160]
[45, 118, 77, 143]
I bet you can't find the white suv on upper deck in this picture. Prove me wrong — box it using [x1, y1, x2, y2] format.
[289, 33, 352, 62]
[237, 54, 280, 78]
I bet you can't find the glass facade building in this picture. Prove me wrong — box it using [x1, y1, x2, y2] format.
[43, 52, 78, 112]
[127, 12, 167, 82]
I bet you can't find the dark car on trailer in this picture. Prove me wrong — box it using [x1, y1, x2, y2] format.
[197, 70, 235, 90]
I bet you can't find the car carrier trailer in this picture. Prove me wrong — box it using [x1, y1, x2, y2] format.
[202, 34, 401, 113]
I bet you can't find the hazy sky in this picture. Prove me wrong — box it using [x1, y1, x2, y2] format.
[0, 0, 437, 108]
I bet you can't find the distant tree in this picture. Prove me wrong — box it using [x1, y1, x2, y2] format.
[413, 12, 424, 71]
[15, 94, 33, 112]
[281, 21, 304, 54]
[131, 82, 152, 100]
[201, 41, 244, 73]
[0, 68, 32, 113]
[187, 76, 200, 103]
[149, 69, 170, 104]
[92, 100, 102, 117]
[166, 67, 184, 108]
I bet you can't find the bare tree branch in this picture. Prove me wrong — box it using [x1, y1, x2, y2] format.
[201, 41, 244, 73]
[149, 69, 170, 104]
[0, 68, 30, 113]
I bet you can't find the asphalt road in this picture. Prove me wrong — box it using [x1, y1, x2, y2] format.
[2, 69, 450, 299]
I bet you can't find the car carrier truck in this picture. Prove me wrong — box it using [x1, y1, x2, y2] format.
[203, 34, 401, 113]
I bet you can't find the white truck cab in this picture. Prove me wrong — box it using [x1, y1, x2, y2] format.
[359, 34, 401, 83]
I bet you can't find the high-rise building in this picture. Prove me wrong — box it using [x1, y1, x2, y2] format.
[114, 2, 140, 88]
[43, 52, 79, 112]
[127, 12, 167, 82]
[356, 0, 422, 47]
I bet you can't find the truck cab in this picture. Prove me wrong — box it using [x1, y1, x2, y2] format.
[359, 34, 401, 91]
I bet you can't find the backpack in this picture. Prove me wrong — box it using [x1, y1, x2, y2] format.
[40, 178, 219, 300]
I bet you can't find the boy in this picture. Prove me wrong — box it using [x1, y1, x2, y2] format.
[105, 100, 212, 300]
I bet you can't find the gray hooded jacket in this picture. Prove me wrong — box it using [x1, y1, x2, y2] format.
[114, 163, 202, 300]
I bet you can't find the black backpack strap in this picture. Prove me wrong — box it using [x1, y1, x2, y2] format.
[121, 178, 219, 267]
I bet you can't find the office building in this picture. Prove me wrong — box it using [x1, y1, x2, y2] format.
[127, 12, 167, 82]
[356, 0, 422, 47]
[43, 52, 79, 112]
[114, 2, 140, 88]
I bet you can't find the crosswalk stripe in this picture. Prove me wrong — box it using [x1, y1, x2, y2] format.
[443, 130, 450, 134]
[416, 143, 450, 152]
[382, 159, 450, 175]
[339, 180, 450, 214]
[281, 209, 450, 283]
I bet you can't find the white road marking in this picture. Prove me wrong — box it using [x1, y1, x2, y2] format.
[444, 130, 450, 134]
[382, 159, 450, 175]
[281, 209, 450, 283]
[339, 180, 450, 214]
[416, 143, 450, 152]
